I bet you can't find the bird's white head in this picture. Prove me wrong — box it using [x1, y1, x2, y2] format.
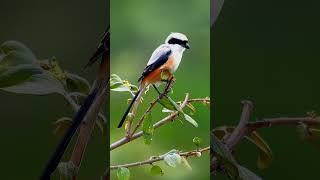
[165, 32, 190, 51]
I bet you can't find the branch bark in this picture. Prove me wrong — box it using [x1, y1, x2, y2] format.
[70, 52, 110, 179]
[110, 146, 210, 169]
[225, 100, 253, 149]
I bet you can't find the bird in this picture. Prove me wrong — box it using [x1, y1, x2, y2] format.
[117, 32, 190, 128]
[40, 27, 109, 180]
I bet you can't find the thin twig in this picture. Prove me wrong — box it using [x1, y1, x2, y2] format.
[131, 98, 158, 135]
[110, 146, 210, 169]
[110, 94, 191, 150]
[247, 117, 320, 131]
[131, 80, 174, 136]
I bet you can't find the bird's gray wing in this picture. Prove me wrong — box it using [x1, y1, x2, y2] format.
[138, 45, 172, 82]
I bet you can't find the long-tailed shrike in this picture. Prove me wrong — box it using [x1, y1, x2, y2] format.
[118, 32, 190, 128]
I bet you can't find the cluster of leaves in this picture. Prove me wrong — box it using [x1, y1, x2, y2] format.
[0, 40, 107, 178]
[110, 74, 210, 179]
[211, 127, 273, 180]
[0, 41, 106, 133]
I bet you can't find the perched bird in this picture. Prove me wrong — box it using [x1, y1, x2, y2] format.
[118, 32, 190, 128]
[40, 27, 109, 180]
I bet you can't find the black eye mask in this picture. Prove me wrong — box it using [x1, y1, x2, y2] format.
[168, 38, 188, 46]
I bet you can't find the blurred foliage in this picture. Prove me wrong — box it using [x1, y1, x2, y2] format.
[213, 0, 320, 179]
[0, 0, 107, 179]
[110, 0, 210, 180]
[0, 40, 107, 178]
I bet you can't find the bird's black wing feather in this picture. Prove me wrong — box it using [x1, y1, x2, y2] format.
[138, 50, 172, 82]
[85, 26, 110, 68]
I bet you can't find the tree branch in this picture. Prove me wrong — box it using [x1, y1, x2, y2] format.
[225, 100, 253, 149]
[70, 51, 110, 179]
[211, 100, 320, 173]
[111, 95, 211, 150]
[110, 94, 190, 150]
[247, 117, 320, 131]
[110, 146, 210, 169]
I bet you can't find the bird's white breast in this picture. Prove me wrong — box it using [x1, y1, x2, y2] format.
[169, 45, 185, 73]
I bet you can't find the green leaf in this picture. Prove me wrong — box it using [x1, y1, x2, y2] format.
[53, 117, 73, 136]
[117, 167, 130, 180]
[0, 41, 65, 95]
[158, 96, 176, 111]
[162, 108, 173, 113]
[183, 113, 198, 127]
[1, 41, 34, 56]
[211, 134, 239, 178]
[110, 74, 123, 88]
[0, 41, 37, 67]
[0, 41, 44, 88]
[193, 137, 202, 147]
[164, 152, 182, 167]
[143, 112, 153, 145]
[110, 74, 138, 95]
[150, 165, 164, 176]
[158, 96, 183, 112]
[110, 74, 129, 91]
[160, 69, 170, 80]
[0, 72, 65, 95]
[0, 64, 42, 88]
[245, 131, 273, 169]
[66, 72, 91, 95]
[238, 165, 262, 180]
[181, 157, 192, 170]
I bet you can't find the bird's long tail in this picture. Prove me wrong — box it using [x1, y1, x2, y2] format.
[118, 85, 145, 128]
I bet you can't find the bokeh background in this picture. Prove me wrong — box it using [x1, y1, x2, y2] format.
[0, 0, 108, 179]
[110, 0, 210, 180]
[213, 0, 320, 179]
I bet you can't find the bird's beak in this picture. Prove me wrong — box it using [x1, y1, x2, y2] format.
[184, 43, 190, 49]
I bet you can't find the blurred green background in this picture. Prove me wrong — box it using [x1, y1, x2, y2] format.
[213, 0, 320, 179]
[110, 0, 210, 180]
[0, 0, 108, 179]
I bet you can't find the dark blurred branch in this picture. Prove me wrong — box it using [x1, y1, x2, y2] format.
[110, 146, 210, 169]
[70, 52, 109, 180]
[225, 101, 253, 149]
[211, 0, 225, 27]
[211, 100, 320, 174]
[64, 92, 106, 123]
[247, 117, 320, 130]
